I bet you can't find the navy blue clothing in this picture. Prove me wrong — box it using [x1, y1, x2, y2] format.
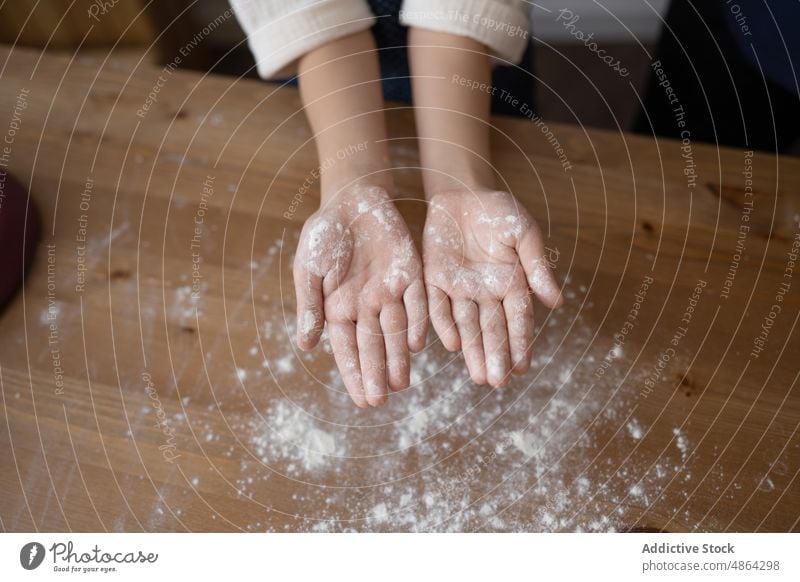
[635, 0, 800, 152]
[366, 0, 412, 103]
[722, 0, 800, 96]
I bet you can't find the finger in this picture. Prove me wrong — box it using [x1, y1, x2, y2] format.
[328, 321, 367, 408]
[517, 230, 563, 309]
[503, 291, 534, 376]
[357, 315, 388, 407]
[293, 257, 325, 350]
[479, 300, 512, 388]
[403, 280, 428, 353]
[427, 286, 460, 351]
[453, 300, 487, 385]
[380, 304, 410, 392]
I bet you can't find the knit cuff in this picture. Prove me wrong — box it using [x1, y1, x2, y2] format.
[231, 0, 376, 79]
[400, 0, 530, 64]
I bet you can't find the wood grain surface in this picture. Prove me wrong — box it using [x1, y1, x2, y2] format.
[0, 46, 798, 533]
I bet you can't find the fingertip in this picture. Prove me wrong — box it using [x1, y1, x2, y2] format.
[442, 334, 461, 352]
[348, 377, 369, 409]
[469, 368, 488, 386]
[369, 395, 389, 407]
[491, 368, 512, 388]
[433, 326, 460, 352]
[296, 333, 320, 351]
[348, 386, 369, 409]
[479, 302, 512, 388]
[492, 375, 511, 389]
[408, 332, 427, 353]
[520, 237, 564, 311]
[296, 305, 324, 349]
[364, 380, 388, 407]
[329, 321, 367, 408]
[297, 330, 322, 352]
[357, 315, 389, 408]
[539, 271, 564, 310]
[344, 376, 368, 409]
[425, 285, 459, 351]
[547, 283, 565, 309]
[511, 355, 532, 376]
[387, 354, 410, 392]
[407, 322, 426, 353]
[475, 376, 488, 387]
[486, 361, 511, 388]
[404, 282, 429, 353]
[388, 376, 409, 393]
[530, 275, 563, 309]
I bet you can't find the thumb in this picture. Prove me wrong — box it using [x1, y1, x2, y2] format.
[517, 228, 563, 309]
[293, 257, 325, 350]
[293, 216, 353, 349]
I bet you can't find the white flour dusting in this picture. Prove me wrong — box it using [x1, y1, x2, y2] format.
[158, 236, 711, 533]
[627, 419, 644, 440]
[193, 296, 702, 533]
[273, 354, 295, 374]
[247, 399, 339, 472]
[673, 427, 689, 461]
[509, 430, 539, 458]
[300, 310, 317, 337]
[172, 285, 203, 320]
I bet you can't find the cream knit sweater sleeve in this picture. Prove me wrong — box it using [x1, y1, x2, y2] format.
[229, 0, 376, 79]
[399, 0, 530, 64]
[229, 0, 531, 79]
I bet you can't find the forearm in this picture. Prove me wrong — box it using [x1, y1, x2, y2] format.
[298, 31, 392, 203]
[408, 28, 496, 197]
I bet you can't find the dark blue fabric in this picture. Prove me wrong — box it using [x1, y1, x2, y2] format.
[722, 1, 800, 96]
[635, 0, 799, 152]
[366, 0, 413, 102]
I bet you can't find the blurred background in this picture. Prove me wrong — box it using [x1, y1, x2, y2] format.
[1, 0, 796, 152]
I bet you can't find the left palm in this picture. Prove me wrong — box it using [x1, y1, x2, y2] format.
[422, 189, 563, 387]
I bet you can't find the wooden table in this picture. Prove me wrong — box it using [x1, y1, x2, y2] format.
[1, 46, 798, 533]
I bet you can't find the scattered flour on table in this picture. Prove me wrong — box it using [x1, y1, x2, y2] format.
[202, 310, 701, 532]
[757, 477, 775, 492]
[273, 354, 295, 375]
[627, 419, 644, 440]
[167, 240, 711, 532]
[172, 285, 205, 320]
[247, 399, 339, 472]
[673, 427, 689, 461]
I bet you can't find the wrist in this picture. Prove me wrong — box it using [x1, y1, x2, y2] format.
[320, 162, 394, 206]
[317, 140, 393, 204]
[421, 152, 496, 199]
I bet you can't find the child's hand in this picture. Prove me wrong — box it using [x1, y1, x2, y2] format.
[294, 186, 428, 408]
[422, 189, 563, 387]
